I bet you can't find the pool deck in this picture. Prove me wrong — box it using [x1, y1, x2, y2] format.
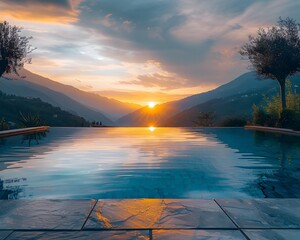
[0, 126, 49, 138]
[0, 199, 300, 239]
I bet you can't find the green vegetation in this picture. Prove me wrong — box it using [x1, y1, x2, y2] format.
[0, 21, 34, 77]
[0, 118, 9, 131]
[19, 112, 44, 128]
[253, 82, 300, 130]
[0, 91, 89, 127]
[220, 118, 247, 127]
[194, 112, 214, 127]
[263, 81, 300, 115]
[240, 17, 300, 111]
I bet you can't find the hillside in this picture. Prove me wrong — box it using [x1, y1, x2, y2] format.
[0, 77, 113, 125]
[117, 72, 300, 126]
[162, 92, 264, 126]
[5, 69, 141, 120]
[0, 92, 89, 127]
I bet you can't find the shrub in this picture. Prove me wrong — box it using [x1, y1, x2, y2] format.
[252, 82, 300, 130]
[221, 117, 247, 127]
[19, 112, 44, 128]
[0, 118, 9, 131]
[193, 112, 214, 127]
[263, 81, 300, 116]
[279, 109, 300, 130]
[253, 105, 267, 126]
[253, 105, 278, 127]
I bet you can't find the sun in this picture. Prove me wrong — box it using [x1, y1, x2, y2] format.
[148, 102, 157, 108]
[149, 126, 156, 132]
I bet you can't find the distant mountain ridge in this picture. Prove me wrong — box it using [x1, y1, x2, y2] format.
[2, 69, 299, 127]
[117, 72, 300, 126]
[162, 92, 264, 126]
[0, 92, 90, 127]
[5, 69, 141, 120]
[0, 77, 113, 125]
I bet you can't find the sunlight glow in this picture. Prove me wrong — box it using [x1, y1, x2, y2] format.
[148, 102, 157, 108]
[149, 126, 156, 132]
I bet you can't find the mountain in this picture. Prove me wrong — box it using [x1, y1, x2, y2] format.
[5, 69, 141, 120]
[162, 92, 264, 126]
[117, 72, 300, 126]
[0, 92, 90, 127]
[0, 77, 113, 125]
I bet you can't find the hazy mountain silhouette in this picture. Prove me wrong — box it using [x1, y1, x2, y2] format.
[0, 92, 90, 127]
[0, 77, 113, 125]
[117, 72, 300, 126]
[162, 92, 264, 126]
[5, 69, 141, 120]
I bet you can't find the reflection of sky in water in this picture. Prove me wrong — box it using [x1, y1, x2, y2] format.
[0, 128, 299, 199]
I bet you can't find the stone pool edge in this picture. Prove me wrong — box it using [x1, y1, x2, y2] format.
[245, 125, 300, 136]
[0, 198, 300, 240]
[0, 126, 49, 138]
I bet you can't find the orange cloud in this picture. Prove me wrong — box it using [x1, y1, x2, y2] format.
[0, 0, 81, 24]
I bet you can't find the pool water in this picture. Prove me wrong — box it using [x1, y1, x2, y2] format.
[0, 127, 299, 199]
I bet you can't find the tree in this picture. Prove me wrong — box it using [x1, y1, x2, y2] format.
[252, 81, 300, 129]
[193, 112, 214, 127]
[0, 21, 34, 77]
[240, 17, 300, 111]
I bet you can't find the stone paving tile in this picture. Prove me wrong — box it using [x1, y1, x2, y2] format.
[153, 230, 247, 240]
[0, 200, 96, 230]
[84, 199, 236, 230]
[243, 230, 300, 240]
[0, 231, 12, 240]
[5, 230, 150, 240]
[216, 199, 300, 229]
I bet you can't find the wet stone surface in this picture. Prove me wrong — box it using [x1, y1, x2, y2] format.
[216, 199, 300, 229]
[0, 200, 96, 230]
[0, 231, 12, 240]
[84, 199, 236, 230]
[1, 199, 300, 239]
[153, 230, 247, 240]
[243, 230, 300, 240]
[5, 230, 150, 240]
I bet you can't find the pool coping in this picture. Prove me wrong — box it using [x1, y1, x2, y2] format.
[0, 199, 300, 239]
[0, 126, 49, 138]
[245, 125, 300, 136]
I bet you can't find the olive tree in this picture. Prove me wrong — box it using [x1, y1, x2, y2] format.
[0, 21, 34, 77]
[240, 17, 300, 111]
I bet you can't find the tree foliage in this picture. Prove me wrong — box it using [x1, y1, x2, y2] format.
[19, 112, 44, 128]
[0, 91, 89, 127]
[220, 117, 247, 127]
[0, 21, 34, 77]
[263, 81, 300, 116]
[252, 82, 300, 130]
[240, 17, 300, 110]
[193, 112, 214, 127]
[0, 117, 9, 131]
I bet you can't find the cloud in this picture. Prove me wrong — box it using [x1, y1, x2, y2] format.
[120, 73, 194, 90]
[6, 0, 72, 8]
[74, 0, 300, 88]
[2, 0, 300, 100]
[0, 0, 80, 23]
[75, 0, 217, 86]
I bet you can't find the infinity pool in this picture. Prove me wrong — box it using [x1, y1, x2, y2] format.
[0, 127, 299, 199]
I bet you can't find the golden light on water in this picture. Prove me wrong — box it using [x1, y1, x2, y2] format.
[149, 126, 156, 132]
[148, 102, 157, 108]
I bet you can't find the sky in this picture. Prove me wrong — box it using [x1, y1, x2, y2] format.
[1, 0, 300, 105]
